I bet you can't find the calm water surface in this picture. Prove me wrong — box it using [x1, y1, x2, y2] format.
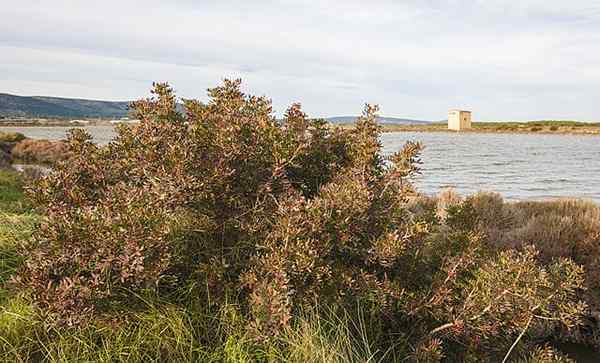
[1, 126, 117, 145]
[3, 126, 600, 202]
[381, 132, 600, 202]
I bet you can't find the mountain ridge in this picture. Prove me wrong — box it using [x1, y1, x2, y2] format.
[0, 93, 432, 124]
[326, 116, 431, 125]
[0, 93, 130, 118]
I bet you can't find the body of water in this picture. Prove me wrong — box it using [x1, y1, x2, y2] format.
[3, 126, 599, 202]
[0, 126, 117, 145]
[381, 132, 600, 202]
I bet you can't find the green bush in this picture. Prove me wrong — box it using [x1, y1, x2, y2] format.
[14, 80, 587, 360]
[0, 131, 26, 143]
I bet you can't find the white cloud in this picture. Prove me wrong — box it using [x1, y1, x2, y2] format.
[1, 0, 599, 120]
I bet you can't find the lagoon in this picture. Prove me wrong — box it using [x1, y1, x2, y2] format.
[2, 126, 600, 202]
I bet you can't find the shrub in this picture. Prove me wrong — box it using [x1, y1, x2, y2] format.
[15, 80, 586, 359]
[11, 139, 68, 165]
[443, 193, 600, 348]
[0, 148, 11, 169]
[520, 345, 575, 362]
[464, 196, 600, 304]
[18, 80, 359, 325]
[0, 131, 26, 143]
[508, 200, 600, 308]
[435, 188, 462, 221]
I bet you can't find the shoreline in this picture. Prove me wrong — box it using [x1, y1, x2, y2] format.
[2, 118, 600, 137]
[380, 128, 600, 136]
[3, 125, 600, 137]
[375, 125, 600, 136]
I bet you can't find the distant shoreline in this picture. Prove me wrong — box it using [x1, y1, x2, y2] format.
[340, 123, 600, 136]
[3, 119, 600, 136]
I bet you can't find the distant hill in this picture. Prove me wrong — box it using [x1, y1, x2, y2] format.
[326, 116, 431, 125]
[0, 93, 130, 118]
[0, 93, 435, 124]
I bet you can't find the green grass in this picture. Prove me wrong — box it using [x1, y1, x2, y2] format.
[0, 298, 396, 362]
[0, 170, 32, 214]
[0, 170, 39, 306]
[0, 214, 38, 294]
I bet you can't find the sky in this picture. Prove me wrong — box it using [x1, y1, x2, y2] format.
[1, 0, 600, 121]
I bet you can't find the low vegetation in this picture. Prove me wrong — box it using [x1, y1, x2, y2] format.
[460, 193, 600, 313]
[0, 81, 598, 362]
[10, 138, 68, 165]
[0, 169, 32, 214]
[0, 131, 67, 166]
[342, 121, 600, 134]
[0, 131, 26, 143]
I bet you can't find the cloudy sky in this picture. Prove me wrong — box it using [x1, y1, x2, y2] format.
[1, 1, 599, 121]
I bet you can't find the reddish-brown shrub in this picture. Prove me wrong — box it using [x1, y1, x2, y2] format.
[17, 80, 357, 324]
[15, 80, 587, 359]
[12, 139, 68, 165]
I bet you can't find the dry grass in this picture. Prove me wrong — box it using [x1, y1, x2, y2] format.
[278, 307, 389, 363]
[435, 188, 463, 221]
[434, 191, 600, 310]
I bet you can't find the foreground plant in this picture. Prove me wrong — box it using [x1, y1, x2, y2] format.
[12, 80, 586, 360]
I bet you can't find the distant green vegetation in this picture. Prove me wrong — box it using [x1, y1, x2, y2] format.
[473, 120, 600, 129]
[348, 120, 600, 134]
[471, 121, 600, 135]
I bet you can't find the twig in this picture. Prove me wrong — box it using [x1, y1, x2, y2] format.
[502, 315, 532, 363]
[429, 322, 455, 336]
